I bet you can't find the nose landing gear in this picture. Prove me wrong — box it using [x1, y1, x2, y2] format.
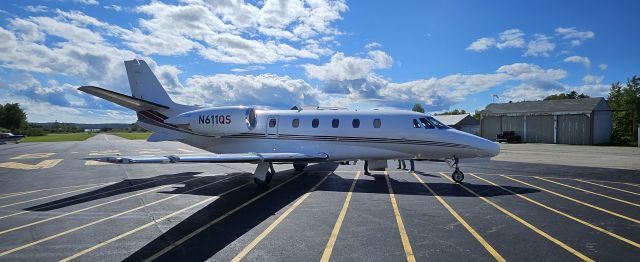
[448, 156, 464, 183]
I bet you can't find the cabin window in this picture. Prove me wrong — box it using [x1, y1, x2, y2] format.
[373, 118, 381, 128]
[412, 119, 421, 128]
[352, 118, 360, 128]
[312, 118, 319, 128]
[268, 118, 277, 128]
[332, 119, 339, 128]
[292, 118, 300, 128]
[419, 118, 435, 129]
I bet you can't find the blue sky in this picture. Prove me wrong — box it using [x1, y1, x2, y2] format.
[0, 0, 637, 123]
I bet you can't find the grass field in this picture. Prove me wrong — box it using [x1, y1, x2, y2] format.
[20, 133, 96, 142]
[111, 132, 152, 140]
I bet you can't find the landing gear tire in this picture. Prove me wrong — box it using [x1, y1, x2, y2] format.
[254, 171, 273, 186]
[293, 163, 307, 171]
[452, 168, 464, 183]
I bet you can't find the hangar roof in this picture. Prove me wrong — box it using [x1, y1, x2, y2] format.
[433, 114, 479, 126]
[482, 97, 609, 115]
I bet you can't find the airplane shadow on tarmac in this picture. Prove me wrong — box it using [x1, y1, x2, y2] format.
[24, 162, 539, 261]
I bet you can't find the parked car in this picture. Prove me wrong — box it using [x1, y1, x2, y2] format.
[496, 131, 521, 143]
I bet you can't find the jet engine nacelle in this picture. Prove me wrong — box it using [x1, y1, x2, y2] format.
[165, 106, 257, 136]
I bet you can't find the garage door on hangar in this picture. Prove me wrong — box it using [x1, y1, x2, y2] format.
[481, 116, 501, 140]
[557, 114, 591, 145]
[526, 115, 553, 143]
[501, 116, 524, 136]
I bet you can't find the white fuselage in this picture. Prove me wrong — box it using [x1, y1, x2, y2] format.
[143, 109, 499, 162]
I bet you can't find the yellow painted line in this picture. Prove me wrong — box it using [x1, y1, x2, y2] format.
[385, 172, 416, 262]
[59, 183, 248, 262]
[0, 183, 114, 209]
[535, 177, 640, 207]
[0, 175, 242, 257]
[0, 159, 63, 170]
[233, 172, 334, 262]
[438, 172, 594, 262]
[88, 150, 120, 156]
[0, 183, 113, 200]
[503, 176, 640, 224]
[412, 173, 505, 262]
[469, 173, 640, 249]
[574, 179, 640, 196]
[320, 172, 360, 262]
[0, 176, 204, 236]
[10, 153, 55, 159]
[474, 173, 640, 188]
[144, 171, 307, 261]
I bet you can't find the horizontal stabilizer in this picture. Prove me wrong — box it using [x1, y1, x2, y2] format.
[78, 86, 169, 111]
[85, 152, 329, 164]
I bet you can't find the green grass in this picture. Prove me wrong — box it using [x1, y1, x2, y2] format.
[111, 132, 152, 140]
[20, 133, 96, 142]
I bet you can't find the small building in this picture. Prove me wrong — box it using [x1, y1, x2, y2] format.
[480, 98, 612, 145]
[433, 114, 480, 135]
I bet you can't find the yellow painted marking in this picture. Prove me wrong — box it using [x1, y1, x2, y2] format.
[469, 173, 640, 249]
[144, 172, 307, 261]
[0, 183, 113, 209]
[178, 148, 195, 153]
[138, 150, 168, 154]
[412, 173, 505, 262]
[0, 176, 204, 236]
[573, 180, 640, 196]
[385, 172, 416, 262]
[320, 172, 361, 262]
[84, 160, 112, 166]
[0, 183, 112, 200]
[0, 159, 63, 170]
[0, 176, 241, 257]
[536, 177, 640, 207]
[438, 173, 594, 262]
[88, 150, 120, 156]
[503, 176, 640, 224]
[233, 172, 334, 262]
[473, 173, 640, 188]
[59, 183, 248, 262]
[10, 153, 55, 160]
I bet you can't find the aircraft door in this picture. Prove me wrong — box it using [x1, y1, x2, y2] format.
[266, 115, 279, 137]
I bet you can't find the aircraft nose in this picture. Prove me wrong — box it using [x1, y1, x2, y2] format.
[481, 139, 500, 157]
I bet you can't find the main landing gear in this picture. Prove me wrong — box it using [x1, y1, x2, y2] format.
[293, 163, 307, 171]
[253, 162, 276, 186]
[448, 157, 464, 183]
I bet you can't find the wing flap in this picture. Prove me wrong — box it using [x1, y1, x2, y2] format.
[85, 152, 329, 164]
[78, 86, 169, 111]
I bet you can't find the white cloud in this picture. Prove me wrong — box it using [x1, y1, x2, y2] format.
[563, 55, 591, 68]
[555, 27, 594, 46]
[496, 63, 566, 81]
[466, 37, 495, 52]
[582, 74, 604, 84]
[524, 34, 555, 57]
[365, 42, 382, 49]
[303, 51, 392, 81]
[72, 0, 99, 5]
[230, 65, 266, 73]
[496, 29, 525, 49]
[23, 5, 48, 13]
[599, 64, 608, 70]
[104, 5, 122, 12]
[500, 83, 565, 102]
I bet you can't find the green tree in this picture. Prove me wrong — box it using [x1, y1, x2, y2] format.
[434, 109, 467, 115]
[0, 103, 28, 132]
[411, 103, 425, 113]
[608, 76, 640, 144]
[544, 90, 590, 100]
[473, 109, 482, 120]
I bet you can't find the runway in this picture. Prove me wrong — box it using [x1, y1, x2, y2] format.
[0, 134, 639, 261]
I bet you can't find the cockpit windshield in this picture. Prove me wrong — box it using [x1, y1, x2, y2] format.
[418, 117, 450, 129]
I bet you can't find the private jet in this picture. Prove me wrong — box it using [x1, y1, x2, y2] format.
[80, 59, 499, 185]
[0, 133, 25, 144]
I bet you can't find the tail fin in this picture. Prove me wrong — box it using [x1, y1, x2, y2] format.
[125, 59, 176, 107]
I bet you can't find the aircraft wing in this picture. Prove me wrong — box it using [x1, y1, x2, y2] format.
[85, 152, 329, 164]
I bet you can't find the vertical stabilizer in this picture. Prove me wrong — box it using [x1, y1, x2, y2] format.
[125, 59, 175, 107]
